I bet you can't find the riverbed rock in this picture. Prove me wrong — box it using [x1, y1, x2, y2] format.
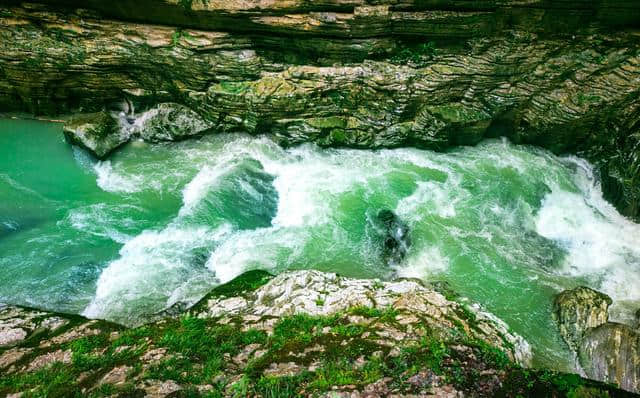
[0, 271, 635, 397]
[193, 270, 531, 365]
[127, 103, 214, 142]
[63, 112, 128, 159]
[553, 286, 612, 352]
[0, 327, 27, 347]
[0, 305, 70, 348]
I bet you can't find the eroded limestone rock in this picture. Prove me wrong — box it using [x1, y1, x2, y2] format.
[579, 323, 640, 393]
[193, 270, 531, 365]
[125, 103, 214, 142]
[0, 272, 634, 396]
[554, 286, 640, 393]
[63, 112, 128, 159]
[0, 305, 70, 348]
[1, 1, 638, 219]
[26, 349, 72, 372]
[553, 286, 612, 352]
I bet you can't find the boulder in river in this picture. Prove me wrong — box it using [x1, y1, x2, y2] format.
[64, 103, 214, 157]
[553, 286, 611, 352]
[128, 103, 214, 142]
[376, 209, 411, 266]
[63, 111, 128, 159]
[554, 286, 640, 393]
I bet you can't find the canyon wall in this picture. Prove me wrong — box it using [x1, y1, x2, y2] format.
[0, 0, 638, 219]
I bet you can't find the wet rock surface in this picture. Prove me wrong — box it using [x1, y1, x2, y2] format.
[553, 286, 612, 352]
[579, 323, 640, 394]
[62, 112, 126, 159]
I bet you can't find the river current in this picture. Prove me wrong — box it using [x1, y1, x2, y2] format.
[1, 118, 639, 370]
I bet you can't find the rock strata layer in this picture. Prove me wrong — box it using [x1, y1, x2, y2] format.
[0, 0, 638, 219]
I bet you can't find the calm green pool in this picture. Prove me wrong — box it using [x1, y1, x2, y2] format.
[1, 118, 639, 371]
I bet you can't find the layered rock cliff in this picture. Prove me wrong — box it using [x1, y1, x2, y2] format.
[0, 0, 639, 220]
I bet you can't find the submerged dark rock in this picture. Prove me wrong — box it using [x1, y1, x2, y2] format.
[377, 209, 411, 266]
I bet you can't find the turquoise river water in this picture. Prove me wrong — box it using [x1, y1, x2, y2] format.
[1, 118, 639, 371]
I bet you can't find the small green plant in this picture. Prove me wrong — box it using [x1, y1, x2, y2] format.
[577, 93, 601, 105]
[349, 305, 383, 318]
[391, 41, 437, 66]
[171, 29, 184, 46]
[178, 0, 209, 11]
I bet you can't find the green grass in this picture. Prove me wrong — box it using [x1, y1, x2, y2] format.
[0, 306, 625, 398]
[178, 0, 209, 11]
[391, 41, 437, 66]
[347, 305, 398, 322]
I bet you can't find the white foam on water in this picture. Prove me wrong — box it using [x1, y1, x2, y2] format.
[72, 145, 97, 173]
[395, 246, 449, 279]
[179, 161, 236, 217]
[63, 203, 143, 244]
[263, 147, 355, 227]
[83, 223, 232, 322]
[250, 144, 382, 228]
[177, 137, 280, 217]
[94, 160, 142, 193]
[205, 226, 306, 283]
[78, 134, 640, 338]
[396, 179, 460, 220]
[535, 160, 640, 309]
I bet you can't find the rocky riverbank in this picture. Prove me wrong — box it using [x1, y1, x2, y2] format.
[0, 0, 638, 220]
[2, 270, 635, 397]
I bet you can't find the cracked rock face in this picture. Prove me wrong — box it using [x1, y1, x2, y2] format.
[579, 323, 640, 394]
[194, 270, 531, 365]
